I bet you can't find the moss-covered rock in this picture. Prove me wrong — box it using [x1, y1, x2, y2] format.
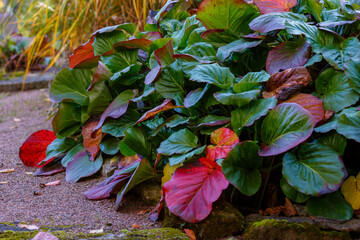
[135, 180, 162, 206]
[121, 228, 190, 239]
[243, 219, 351, 240]
[163, 200, 245, 240]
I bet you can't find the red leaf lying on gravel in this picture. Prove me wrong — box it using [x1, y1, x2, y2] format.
[206, 128, 239, 161]
[184, 229, 196, 240]
[163, 157, 229, 222]
[19, 130, 57, 168]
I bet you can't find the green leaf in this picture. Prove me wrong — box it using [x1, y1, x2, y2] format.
[157, 129, 198, 156]
[231, 98, 277, 132]
[321, 37, 360, 70]
[44, 137, 77, 162]
[307, 191, 353, 221]
[87, 81, 113, 116]
[166, 115, 190, 128]
[93, 30, 126, 56]
[280, 178, 310, 203]
[197, 0, 258, 35]
[115, 159, 154, 209]
[100, 135, 120, 155]
[214, 90, 260, 107]
[181, 42, 217, 61]
[217, 38, 262, 62]
[102, 110, 140, 137]
[337, 110, 360, 143]
[110, 63, 143, 87]
[315, 132, 347, 155]
[233, 70, 271, 93]
[315, 68, 359, 113]
[184, 84, 210, 108]
[222, 141, 262, 196]
[123, 126, 152, 160]
[197, 115, 231, 127]
[49, 68, 92, 105]
[285, 21, 342, 53]
[260, 103, 314, 156]
[282, 142, 347, 196]
[169, 146, 206, 166]
[155, 61, 185, 99]
[52, 102, 81, 137]
[61, 143, 83, 167]
[201, 29, 238, 48]
[344, 58, 360, 95]
[101, 49, 138, 73]
[188, 63, 235, 90]
[119, 140, 137, 157]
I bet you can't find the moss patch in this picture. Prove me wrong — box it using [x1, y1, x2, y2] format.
[122, 228, 190, 240]
[0, 230, 107, 240]
[243, 219, 351, 240]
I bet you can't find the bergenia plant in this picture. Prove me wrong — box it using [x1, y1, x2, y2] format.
[20, 0, 360, 223]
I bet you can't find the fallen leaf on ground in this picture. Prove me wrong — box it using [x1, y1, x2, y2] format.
[132, 223, 140, 229]
[25, 172, 33, 175]
[13, 117, 21, 122]
[45, 180, 61, 186]
[137, 209, 150, 215]
[0, 169, 14, 173]
[18, 223, 40, 230]
[184, 229, 196, 240]
[89, 229, 104, 234]
[33, 191, 43, 196]
[260, 198, 297, 217]
[0, 181, 8, 184]
[284, 197, 297, 216]
[32, 232, 59, 240]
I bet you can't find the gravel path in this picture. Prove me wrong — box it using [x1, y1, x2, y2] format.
[0, 89, 160, 232]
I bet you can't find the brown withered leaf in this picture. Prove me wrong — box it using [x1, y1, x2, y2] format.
[263, 67, 311, 101]
[283, 93, 325, 124]
[136, 99, 182, 124]
[82, 119, 103, 161]
[118, 154, 141, 169]
[184, 229, 196, 240]
[0, 169, 14, 173]
[260, 198, 297, 217]
[132, 223, 141, 229]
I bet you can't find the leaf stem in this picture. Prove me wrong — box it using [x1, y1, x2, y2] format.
[257, 156, 275, 210]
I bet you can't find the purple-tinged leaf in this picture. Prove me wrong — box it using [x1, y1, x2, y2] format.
[88, 62, 113, 91]
[197, 115, 231, 127]
[145, 65, 162, 85]
[259, 103, 314, 156]
[154, 40, 175, 67]
[66, 149, 103, 183]
[84, 161, 140, 200]
[217, 38, 263, 62]
[93, 89, 136, 132]
[33, 157, 65, 176]
[142, 31, 163, 41]
[113, 38, 153, 52]
[318, 20, 356, 28]
[266, 38, 311, 74]
[69, 35, 100, 69]
[184, 84, 210, 108]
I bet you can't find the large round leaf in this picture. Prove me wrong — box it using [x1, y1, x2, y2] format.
[222, 141, 263, 196]
[315, 68, 359, 113]
[336, 109, 360, 143]
[344, 58, 360, 95]
[163, 157, 229, 222]
[259, 103, 314, 156]
[282, 143, 347, 196]
[197, 0, 258, 35]
[158, 129, 198, 156]
[306, 191, 353, 221]
[280, 178, 310, 203]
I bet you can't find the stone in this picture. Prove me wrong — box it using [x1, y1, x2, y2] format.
[135, 180, 161, 206]
[243, 219, 351, 240]
[121, 228, 190, 240]
[32, 232, 59, 240]
[101, 157, 118, 178]
[163, 200, 245, 240]
[293, 204, 308, 216]
[314, 218, 360, 232]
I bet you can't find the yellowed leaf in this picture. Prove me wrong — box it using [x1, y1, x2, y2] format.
[0, 169, 14, 173]
[341, 173, 360, 210]
[161, 163, 182, 187]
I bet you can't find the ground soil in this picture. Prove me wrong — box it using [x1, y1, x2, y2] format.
[0, 89, 160, 232]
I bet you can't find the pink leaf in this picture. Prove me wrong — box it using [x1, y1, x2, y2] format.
[253, 0, 298, 14]
[206, 128, 239, 161]
[164, 157, 229, 222]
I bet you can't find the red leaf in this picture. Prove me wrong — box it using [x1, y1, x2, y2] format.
[88, 61, 112, 91]
[283, 93, 325, 124]
[263, 67, 311, 101]
[163, 157, 229, 222]
[69, 35, 100, 69]
[266, 39, 311, 74]
[184, 229, 196, 240]
[82, 119, 103, 161]
[154, 40, 175, 67]
[206, 128, 239, 161]
[253, 0, 298, 14]
[19, 130, 57, 168]
[136, 99, 182, 124]
[142, 31, 163, 41]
